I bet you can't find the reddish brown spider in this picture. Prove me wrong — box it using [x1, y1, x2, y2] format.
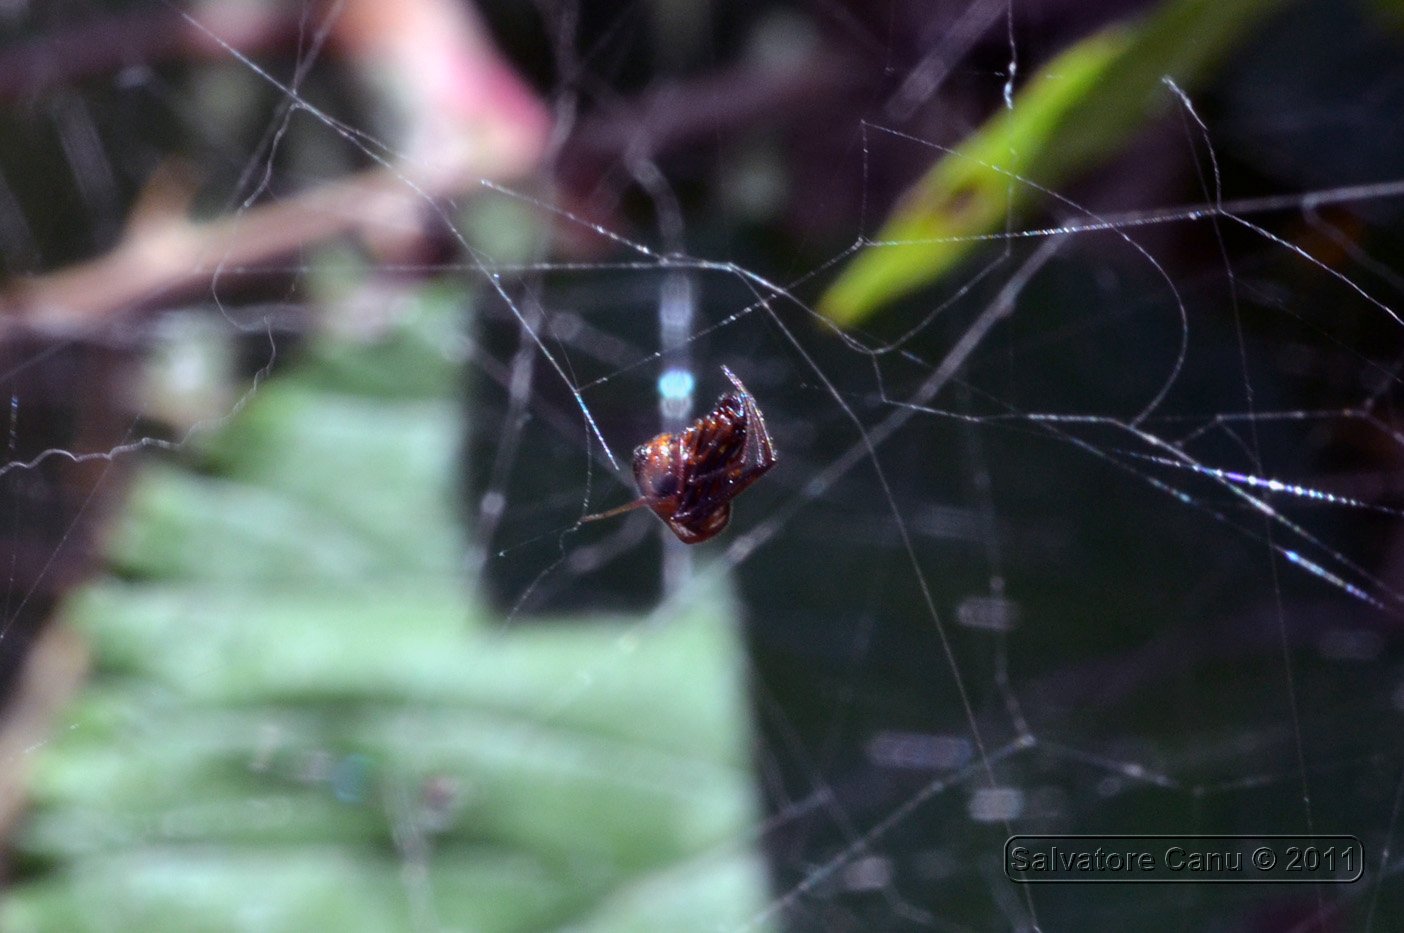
[582, 365, 777, 544]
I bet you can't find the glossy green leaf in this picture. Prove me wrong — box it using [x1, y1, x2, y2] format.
[819, 0, 1293, 325]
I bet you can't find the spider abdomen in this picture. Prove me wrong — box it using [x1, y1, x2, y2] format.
[624, 367, 776, 544]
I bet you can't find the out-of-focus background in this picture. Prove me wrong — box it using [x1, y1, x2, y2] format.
[2, 0, 1404, 929]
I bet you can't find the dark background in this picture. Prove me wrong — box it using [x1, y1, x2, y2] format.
[4, 0, 1404, 929]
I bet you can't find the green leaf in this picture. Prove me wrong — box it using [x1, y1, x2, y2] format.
[11, 277, 773, 929]
[819, 0, 1294, 325]
[295, 280, 469, 401]
[3, 848, 584, 933]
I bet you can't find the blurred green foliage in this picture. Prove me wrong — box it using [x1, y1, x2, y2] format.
[4, 285, 769, 932]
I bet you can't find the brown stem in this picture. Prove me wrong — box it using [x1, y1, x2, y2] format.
[4, 166, 495, 330]
[0, 21, 852, 334]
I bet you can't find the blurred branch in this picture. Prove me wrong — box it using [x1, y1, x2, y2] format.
[0, 18, 850, 333]
[562, 54, 851, 173]
[2, 166, 504, 330]
[0, 4, 302, 102]
[0, 621, 87, 839]
[0, 0, 553, 333]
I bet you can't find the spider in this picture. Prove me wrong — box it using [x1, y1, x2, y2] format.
[582, 365, 777, 544]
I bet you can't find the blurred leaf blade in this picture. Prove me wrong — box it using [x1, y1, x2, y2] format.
[7, 293, 770, 930]
[819, 0, 1293, 326]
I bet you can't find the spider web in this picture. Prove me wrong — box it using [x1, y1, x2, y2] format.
[2, 0, 1404, 930]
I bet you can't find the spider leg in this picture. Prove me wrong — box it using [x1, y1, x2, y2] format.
[737, 399, 775, 474]
[720, 367, 776, 473]
[579, 497, 649, 523]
